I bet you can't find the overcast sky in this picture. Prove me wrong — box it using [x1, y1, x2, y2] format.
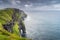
[0, 0, 60, 11]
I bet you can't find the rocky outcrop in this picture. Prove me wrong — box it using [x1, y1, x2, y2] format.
[0, 8, 27, 37]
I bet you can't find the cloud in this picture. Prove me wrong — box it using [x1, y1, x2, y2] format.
[11, 0, 16, 5]
[38, 4, 60, 10]
[10, 0, 21, 5]
[19, 0, 60, 5]
[23, 4, 60, 12]
[0, 0, 60, 11]
[0, 0, 59, 6]
[24, 4, 33, 7]
[16, 0, 21, 4]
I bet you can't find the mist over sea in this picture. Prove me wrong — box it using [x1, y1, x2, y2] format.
[24, 11, 60, 40]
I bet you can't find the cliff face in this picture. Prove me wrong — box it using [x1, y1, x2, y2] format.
[0, 8, 29, 40]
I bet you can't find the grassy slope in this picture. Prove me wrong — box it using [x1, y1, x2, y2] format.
[0, 8, 31, 40]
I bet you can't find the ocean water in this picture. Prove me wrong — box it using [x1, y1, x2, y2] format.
[24, 11, 60, 40]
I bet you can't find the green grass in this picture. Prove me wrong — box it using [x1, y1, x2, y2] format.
[0, 8, 31, 40]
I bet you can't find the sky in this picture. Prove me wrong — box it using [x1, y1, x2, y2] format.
[0, 0, 60, 11]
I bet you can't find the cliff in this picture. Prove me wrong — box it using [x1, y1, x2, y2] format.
[0, 8, 31, 40]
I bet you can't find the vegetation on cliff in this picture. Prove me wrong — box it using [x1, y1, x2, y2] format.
[0, 8, 31, 40]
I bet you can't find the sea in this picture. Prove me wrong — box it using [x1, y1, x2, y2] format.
[24, 11, 60, 40]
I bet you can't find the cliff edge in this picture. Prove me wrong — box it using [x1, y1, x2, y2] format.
[0, 8, 31, 40]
